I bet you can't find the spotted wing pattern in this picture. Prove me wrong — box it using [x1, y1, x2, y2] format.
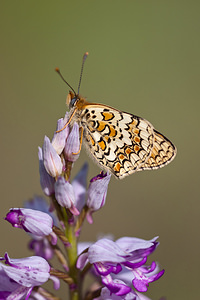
[77, 104, 158, 179]
[139, 129, 176, 171]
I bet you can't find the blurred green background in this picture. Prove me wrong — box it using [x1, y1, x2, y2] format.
[1, 1, 199, 299]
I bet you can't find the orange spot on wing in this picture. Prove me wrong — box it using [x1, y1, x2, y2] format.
[98, 140, 106, 151]
[97, 121, 106, 132]
[133, 128, 139, 134]
[109, 126, 116, 137]
[134, 145, 140, 152]
[119, 154, 125, 160]
[125, 148, 132, 155]
[114, 162, 121, 172]
[130, 119, 138, 126]
[134, 136, 140, 143]
[90, 136, 95, 146]
[102, 112, 114, 121]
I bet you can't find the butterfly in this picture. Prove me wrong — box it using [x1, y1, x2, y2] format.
[56, 53, 176, 179]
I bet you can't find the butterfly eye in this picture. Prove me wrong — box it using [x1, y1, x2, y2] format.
[70, 97, 77, 108]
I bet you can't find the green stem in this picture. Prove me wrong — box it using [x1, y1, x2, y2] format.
[65, 221, 80, 300]
[62, 160, 82, 299]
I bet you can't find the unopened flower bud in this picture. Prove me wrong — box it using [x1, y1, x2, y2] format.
[55, 177, 79, 215]
[5, 208, 53, 237]
[64, 122, 80, 162]
[42, 136, 63, 177]
[38, 147, 55, 196]
[52, 115, 69, 155]
[86, 172, 111, 223]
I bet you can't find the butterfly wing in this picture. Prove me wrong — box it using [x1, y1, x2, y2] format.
[139, 129, 177, 171]
[79, 104, 156, 179]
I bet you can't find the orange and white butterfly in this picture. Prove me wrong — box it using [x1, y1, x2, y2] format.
[56, 53, 176, 179]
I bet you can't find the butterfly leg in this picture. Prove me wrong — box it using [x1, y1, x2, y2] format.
[72, 126, 83, 155]
[56, 108, 78, 133]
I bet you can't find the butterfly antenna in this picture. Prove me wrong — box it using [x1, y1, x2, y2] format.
[55, 67, 77, 95]
[77, 52, 89, 94]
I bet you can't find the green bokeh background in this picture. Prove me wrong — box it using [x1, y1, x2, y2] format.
[1, 1, 199, 299]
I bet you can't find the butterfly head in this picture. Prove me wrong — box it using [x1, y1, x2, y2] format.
[66, 91, 77, 109]
[66, 90, 88, 111]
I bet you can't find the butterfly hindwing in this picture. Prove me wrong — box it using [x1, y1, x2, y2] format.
[139, 129, 177, 171]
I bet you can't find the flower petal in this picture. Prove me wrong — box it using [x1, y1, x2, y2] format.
[88, 239, 128, 264]
[42, 136, 63, 177]
[102, 277, 132, 297]
[1, 253, 50, 287]
[52, 116, 69, 155]
[116, 237, 159, 260]
[64, 122, 80, 162]
[38, 147, 55, 196]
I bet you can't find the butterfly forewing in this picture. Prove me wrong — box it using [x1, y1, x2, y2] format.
[77, 104, 157, 178]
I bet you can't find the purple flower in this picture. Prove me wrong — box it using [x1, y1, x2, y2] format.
[52, 115, 69, 155]
[64, 122, 80, 162]
[77, 237, 164, 297]
[0, 253, 50, 298]
[38, 147, 55, 196]
[0, 262, 32, 300]
[98, 285, 151, 299]
[55, 176, 79, 215]
[5, 208, 53, 237]
[23, 197, 58, 259]
[24, 196, 58, 227]
[42, 136, 63, 177]
[86, 172, 111, 223]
